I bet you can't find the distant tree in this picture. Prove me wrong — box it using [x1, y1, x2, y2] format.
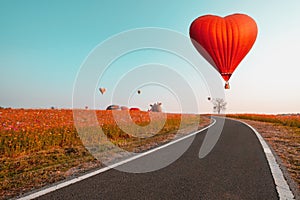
[212, 98, 227, 114]
[0, 106, 3, 109]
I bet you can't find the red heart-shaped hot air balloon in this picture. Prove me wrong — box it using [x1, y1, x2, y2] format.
[189, 13, 258, 89]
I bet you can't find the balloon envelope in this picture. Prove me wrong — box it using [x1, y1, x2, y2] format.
[106, 105, 120, 110]
[130, 107, 140, 111]
[99, 87, 106, 94]
[121, 106, 129, 110]
[189, 13, 258, 84]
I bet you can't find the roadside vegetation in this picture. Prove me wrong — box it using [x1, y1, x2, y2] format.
[227, 114, 300, 128]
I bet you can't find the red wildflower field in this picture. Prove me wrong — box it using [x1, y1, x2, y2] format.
[0, 108, 210, 199]
[227, 113, 300, 128]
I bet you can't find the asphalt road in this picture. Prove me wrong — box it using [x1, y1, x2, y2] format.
[36, 118, 278, 200]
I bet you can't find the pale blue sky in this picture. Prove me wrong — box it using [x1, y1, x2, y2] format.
[1, 0, 300, 113]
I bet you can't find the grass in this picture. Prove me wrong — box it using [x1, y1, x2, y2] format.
[0, 108, 210, 199]
[227, 113, 300, 128]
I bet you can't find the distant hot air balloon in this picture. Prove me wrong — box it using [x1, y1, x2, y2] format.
[189, 13, 258, 89]
[207, 97, 211, 101]
[130, 107, 141, 111]
[106, 105, 120, 110]
[137, 90, 141, 94]
[99, 87, 106, 95]
[121, 106, 129, 110]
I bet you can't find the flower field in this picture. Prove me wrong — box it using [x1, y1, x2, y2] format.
[0, 108, 210, 199]
[227, 113, 300, 128]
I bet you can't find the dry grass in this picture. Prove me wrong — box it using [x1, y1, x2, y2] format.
[228, 114, 300, 190]
[227, 114, 300, 128]
[0, 108, 210, 199]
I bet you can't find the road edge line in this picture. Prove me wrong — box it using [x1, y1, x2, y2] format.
[232, 119, 295, 200]
[15, 118, 216, 200]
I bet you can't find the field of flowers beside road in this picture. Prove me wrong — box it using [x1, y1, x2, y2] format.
[228, 114, 300, 190]
[0, 108, 210, 199]
[228, 114, 300, 128]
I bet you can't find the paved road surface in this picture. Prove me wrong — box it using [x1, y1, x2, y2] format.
[36, 118, 278, 200]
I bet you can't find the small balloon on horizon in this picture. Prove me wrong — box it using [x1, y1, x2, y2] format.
[99, 87, 106, 95]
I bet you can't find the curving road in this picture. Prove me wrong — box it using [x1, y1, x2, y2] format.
[34, 118, 279, 200]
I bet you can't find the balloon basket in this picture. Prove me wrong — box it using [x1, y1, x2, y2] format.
[224, 82, 230, 89]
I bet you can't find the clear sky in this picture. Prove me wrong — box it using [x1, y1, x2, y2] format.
[1, 0, 300, 114]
